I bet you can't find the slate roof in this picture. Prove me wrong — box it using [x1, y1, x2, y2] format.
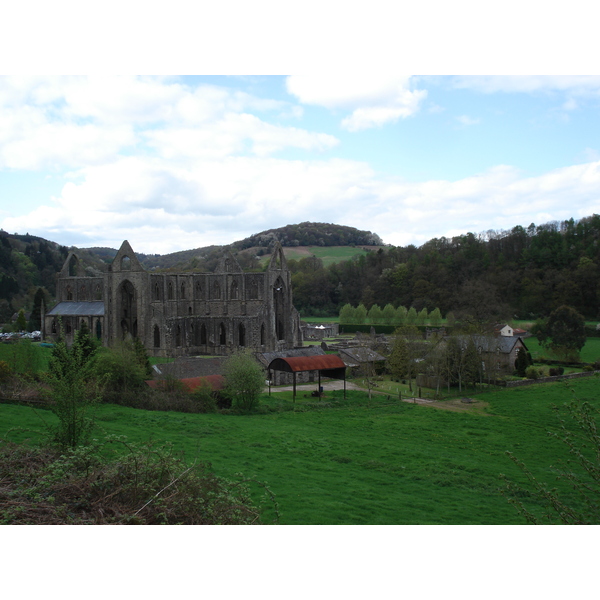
[154, 357, 229, 379]
[258, 346, 325, 367]
[47, 301, 105, 316]
[339, 347, 387, 367]
[460, 335, 528, 354]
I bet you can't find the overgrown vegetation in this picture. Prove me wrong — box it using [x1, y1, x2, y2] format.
[223, 349, 265, 412]
[0, 437, 273, 524]
[47, 323, 100, 448]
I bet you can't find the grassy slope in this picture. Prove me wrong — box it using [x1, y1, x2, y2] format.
[260, 246, 373, 268]
[4, 377, 598, 525]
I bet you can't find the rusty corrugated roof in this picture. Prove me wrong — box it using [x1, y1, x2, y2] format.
[269, 355, 346, 373]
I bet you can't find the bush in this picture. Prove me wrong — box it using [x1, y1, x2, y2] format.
[191, 380, 218, 413]
[94, 342, 148, 400]
[0, 360, 12, 383]
[0, 437, 275, 524]
[47, 326, 100, 449]
[223, 349, 265, 412]
[525, 366, 540, 380]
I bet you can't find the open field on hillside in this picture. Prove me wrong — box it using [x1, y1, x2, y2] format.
[260, 245, 379, 268]
[3, 377, 599, 524]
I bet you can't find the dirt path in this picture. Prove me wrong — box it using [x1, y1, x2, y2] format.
[266, 380, 489, 413]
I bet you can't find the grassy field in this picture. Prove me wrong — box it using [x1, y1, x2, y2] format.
[524, 336, 600, 364]
[260, 245, 375, 268]
[0, 342, 53, 373]
[3, 376, 599, 524]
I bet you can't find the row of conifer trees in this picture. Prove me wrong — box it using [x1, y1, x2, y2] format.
[339, 303, 448, 326]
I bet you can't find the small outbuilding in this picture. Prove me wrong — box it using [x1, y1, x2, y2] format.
[267, 354, 347, 400]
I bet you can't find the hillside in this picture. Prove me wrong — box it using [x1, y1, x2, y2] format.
[85, 222, 384, 272]
[233, 222, 384, 250]
[4, 215, 600, 325]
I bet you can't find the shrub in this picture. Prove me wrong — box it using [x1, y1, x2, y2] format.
[525, 366, 540, 380]
[47, 326, 100, 449]
[223, 349, 265, 412]
[0, 437, 275, 524]
[93, 342, 148, 400]
[0, 360, 12, 383]
[191, 380, 218, 413]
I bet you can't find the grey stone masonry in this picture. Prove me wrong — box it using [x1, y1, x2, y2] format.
[44, 241, 303, 357]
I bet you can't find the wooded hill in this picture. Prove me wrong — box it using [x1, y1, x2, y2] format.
[286, 215, 600, 320]
[0, 222, 381, 323]
[3, 215, 600, 325]
[232, 222, 384, 250]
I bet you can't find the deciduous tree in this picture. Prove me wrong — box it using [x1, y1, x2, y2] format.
[535, 305, 586, 360]
[223, 349, 265, 411]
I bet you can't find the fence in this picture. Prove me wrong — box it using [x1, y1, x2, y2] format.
[495, 370, 600, 388]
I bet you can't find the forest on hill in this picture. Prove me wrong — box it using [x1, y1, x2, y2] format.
[287, 215, 600, 320]
[233, 222, 384, 250]
[3, 215, 600, 325]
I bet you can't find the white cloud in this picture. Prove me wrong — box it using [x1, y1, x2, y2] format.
[144, 113, 338, 161]
[3, 76, 600, 255]
[455, 115, 480, 126]
[286, 75, 427, 131]
[4, 152, 600, 254]
[450, 75, 600, 94]
[1, 155, 376, 253]
[0, 76, 319, 170]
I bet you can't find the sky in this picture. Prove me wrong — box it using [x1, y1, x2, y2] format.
[1, 6, 599, 257]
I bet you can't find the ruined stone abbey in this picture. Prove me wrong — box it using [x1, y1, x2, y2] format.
[44, 240, 302, 356]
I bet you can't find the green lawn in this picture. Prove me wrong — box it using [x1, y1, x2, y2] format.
[4, 376, 598, 524]
[524, 336, 600, 364]
[0, 342, 53, 374]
